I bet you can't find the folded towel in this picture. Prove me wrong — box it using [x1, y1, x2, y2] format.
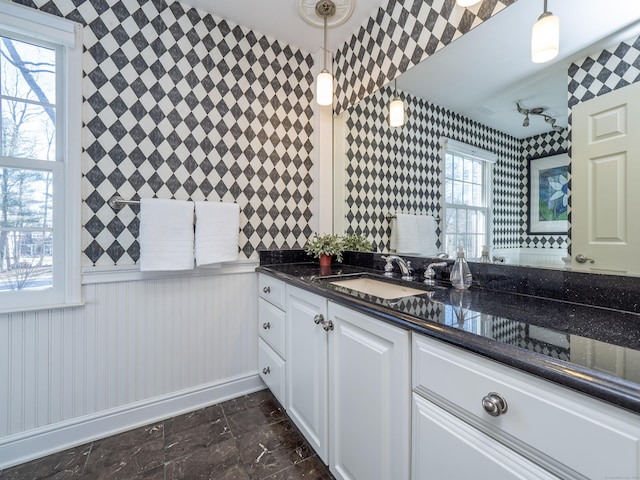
[194, 201, 239, 266]
[394, 214, 421, 255]
[389, 218, 398, 252]
[415, 215, 439, 256]
[139, 198, 195, 271]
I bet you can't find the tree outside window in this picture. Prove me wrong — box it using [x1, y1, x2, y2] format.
[0, 35, 56, 292]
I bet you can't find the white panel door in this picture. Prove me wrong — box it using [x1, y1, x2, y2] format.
[328, 302, 410, 480]
[572, 82, 640, 273]
[285, 286, 329, 463]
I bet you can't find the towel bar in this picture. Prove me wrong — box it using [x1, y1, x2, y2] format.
[386, 213, 440, 222]
[108, 196, 140, 210]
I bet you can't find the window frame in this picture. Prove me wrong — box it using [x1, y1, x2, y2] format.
[0, 2, 82, 313]
[440, 138, 496, 260]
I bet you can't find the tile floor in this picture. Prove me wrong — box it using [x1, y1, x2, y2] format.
[0, 389, 334, 479]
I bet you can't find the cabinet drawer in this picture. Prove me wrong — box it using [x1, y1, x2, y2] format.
[412, 334, 640, 480]
[412, 393, 558, 480]
[258, 298, 285, 357]
[258, 338, 285, 407]
[258, 274, 285, 309]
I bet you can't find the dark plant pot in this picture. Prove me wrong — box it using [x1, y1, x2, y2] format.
[319, 254, 332, 267]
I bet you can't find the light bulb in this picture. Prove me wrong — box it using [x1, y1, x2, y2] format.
[316, 70, 333, 106]
[389, 98, 405, 127]
[456, 0, 481, 7]
[531, 12, 559, 63]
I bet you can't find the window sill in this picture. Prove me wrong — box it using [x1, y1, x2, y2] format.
[0, 301, 85, 316]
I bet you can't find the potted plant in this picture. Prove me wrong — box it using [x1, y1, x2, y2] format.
[305, 233, 344, 266]
[342, 233, 373, 252]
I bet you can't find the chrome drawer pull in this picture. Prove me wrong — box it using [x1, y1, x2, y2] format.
[322, 320, 334, 332]
[262, 366, 270, 375]
[314, 314, 324, 324]
[263, 286, 271, 294]
[262, 322, 271, 330]
[482, 392, 508, 417]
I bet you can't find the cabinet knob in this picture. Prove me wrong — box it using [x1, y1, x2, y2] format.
[262, 322, 271, 330]
[322, 320, 334, 332]
[263, 286, 271, 293]
[314, 314, 324, 325]
[482, 392, 508, 417]
[575, 254, 595, 264]
[262, 366, 270, 375]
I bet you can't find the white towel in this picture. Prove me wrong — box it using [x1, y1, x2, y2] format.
[389, 218, 398, 252]
[139, 198, 194, 271]
[415, 215, 439, 256]
[394, 214, 421, 255]
[194, 201, 239, 266]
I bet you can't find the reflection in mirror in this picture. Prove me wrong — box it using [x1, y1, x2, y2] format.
[333, 0, 640, 273]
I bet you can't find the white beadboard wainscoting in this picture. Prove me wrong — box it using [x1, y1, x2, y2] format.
[0, 264, 262, 469]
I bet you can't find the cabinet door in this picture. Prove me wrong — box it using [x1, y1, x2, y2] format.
[286, 286, 329, 463]
[412, 394, 558, 480]
[328, 303, 410, 480]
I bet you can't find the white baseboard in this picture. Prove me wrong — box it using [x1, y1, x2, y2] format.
[0, 373, 265, 470]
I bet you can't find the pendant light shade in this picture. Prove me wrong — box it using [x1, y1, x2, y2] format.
[388, 79, 405, 127]
[531, 1, 559, 63]
[389, 98, 405, 127]
[315, 1, 335, 106]
[455, 0, 481, 7]
[317, 69, 333, 106]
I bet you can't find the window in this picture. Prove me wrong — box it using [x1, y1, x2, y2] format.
[0, 2, 81, 312]
[441, 138, 495, 260]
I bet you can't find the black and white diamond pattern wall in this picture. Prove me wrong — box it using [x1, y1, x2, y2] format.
[333, 0, 515, 114]
[342, 86, 522, 252]
[17, 0, 315, 266]
[569, 34, 640, 108]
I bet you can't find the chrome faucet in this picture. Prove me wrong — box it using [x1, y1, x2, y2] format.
[424, 261, 448, 284]
[382, 255, 414, 280]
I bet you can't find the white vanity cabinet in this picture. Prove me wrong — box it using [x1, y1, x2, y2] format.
[412, 333, 640, 480]
[286, 285, 330, 462]
[328, 302, 410, 480]
[284, 284, 410, 479]
[257, 274, 286, 406]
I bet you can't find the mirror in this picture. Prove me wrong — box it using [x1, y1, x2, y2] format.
[333, 0, 640, 272]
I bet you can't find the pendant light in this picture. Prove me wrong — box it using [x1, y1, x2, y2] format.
[531, 0, 559, 64]
[455, 0, 481, 7]
[388, 79, 405, 127]
[316, 0, 335, 106]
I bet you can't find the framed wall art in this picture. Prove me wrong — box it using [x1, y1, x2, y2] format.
[528, 153, 569, 234]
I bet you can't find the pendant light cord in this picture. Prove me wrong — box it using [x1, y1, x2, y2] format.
[323, 12, 328, 71]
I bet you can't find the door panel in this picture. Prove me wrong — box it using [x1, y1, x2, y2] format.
[572, 81, 640, 273]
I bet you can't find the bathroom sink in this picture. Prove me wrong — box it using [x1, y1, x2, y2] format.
[327, 277, 430, 300]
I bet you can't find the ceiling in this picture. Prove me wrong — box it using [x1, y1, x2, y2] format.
[394, 0, 640, 138]
[177, 0, 388, 53]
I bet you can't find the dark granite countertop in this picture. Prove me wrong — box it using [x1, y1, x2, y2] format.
[256, 262, 640, 415]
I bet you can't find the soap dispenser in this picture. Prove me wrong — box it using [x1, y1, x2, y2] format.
[451, 246, 472, 289]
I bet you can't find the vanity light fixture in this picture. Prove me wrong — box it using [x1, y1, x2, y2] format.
[455, 0, 482, 7]
[516, 102, 564, 133]
[388, 79, 405, 127]
[531, 0, 559, 63]
[316, 0, 336, 106]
